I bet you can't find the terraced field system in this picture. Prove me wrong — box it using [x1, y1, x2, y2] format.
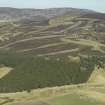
[0, 17, 105, 58]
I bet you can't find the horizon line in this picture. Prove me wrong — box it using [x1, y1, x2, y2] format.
[0, 6, 102, 13]
[0, 6, 105, 14]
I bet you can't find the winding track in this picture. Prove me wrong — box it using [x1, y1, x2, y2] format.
[17, 42, 67, 53]
[0, 35, 66, 49]
[61, 37, 105, 53]
[37, 48, 79, 56]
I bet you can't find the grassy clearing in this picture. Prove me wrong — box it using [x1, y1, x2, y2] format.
[1, 83, 105, 105]
[88, 66, 105, 84]
[77, 89, 105, 103]
[48, 91, 104, 105]
[0, 66, 13, 79]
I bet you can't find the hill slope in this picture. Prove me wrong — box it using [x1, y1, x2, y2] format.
[0, 7, 93, 20]
[0, 7, 105, 94]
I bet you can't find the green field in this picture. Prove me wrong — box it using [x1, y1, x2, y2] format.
[48, 93, 104, 105]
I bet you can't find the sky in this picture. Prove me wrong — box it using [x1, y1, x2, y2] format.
[0, 0, 105, 13]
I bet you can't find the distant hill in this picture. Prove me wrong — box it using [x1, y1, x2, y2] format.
[81, 12, 105, 20]
[0, 7, 94, 20]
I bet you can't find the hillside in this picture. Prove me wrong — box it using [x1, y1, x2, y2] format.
[0, 7, 105, 105]
[0, 7, 93, 20]
[0, 7, 105, 90]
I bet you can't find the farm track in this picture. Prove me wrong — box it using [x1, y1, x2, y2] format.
[37, 48, 79, 56]
[83, 19, 97, 29]
[61, 37, 105, 53]
[0, 35, 66, 49]
[48, 21, 84, 33]
[17, 42, 67, 53]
